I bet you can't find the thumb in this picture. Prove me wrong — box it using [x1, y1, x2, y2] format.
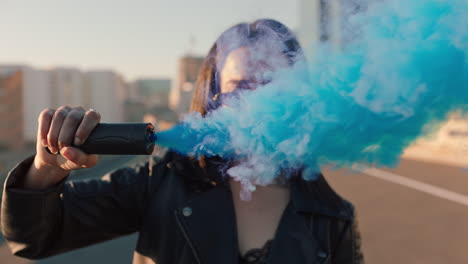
[58, 147, 99, 170]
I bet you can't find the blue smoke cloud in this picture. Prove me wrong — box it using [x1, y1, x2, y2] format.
[156, 0, 468, 198]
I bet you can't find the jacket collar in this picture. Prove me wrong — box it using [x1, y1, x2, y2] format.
[168, 151, 354, 221]
[171, 153, 353, 264]
[175, 180, 336, 264]
[289, 173, 354, 220]
[168, 150, 354, 221]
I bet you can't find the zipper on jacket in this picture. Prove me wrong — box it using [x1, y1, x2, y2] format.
[174, 209, 202, 264]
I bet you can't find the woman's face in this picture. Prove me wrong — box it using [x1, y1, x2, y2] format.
[219, 46, 290, 95]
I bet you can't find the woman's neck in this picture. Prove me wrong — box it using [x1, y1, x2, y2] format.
[228, 177, 290, 204]
[229, 177, 290, 255]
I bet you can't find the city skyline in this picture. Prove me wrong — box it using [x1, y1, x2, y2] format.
[0, 0, 299, 81]
[0, 64, 177, 150]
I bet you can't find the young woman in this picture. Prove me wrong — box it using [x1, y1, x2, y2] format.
[1, 19, 364, 264]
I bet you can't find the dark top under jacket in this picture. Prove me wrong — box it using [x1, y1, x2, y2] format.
[1, 151, 364, 264]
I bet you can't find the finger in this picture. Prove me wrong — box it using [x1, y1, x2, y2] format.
[47, 106, 71, 154]
[59, 147, 99, 169]
[38, 108, 55, 147]
[74, 109, 101, 146]
[58, 107, 86, 149]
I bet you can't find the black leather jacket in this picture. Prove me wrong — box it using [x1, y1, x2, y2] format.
[1, 152, 364, 264]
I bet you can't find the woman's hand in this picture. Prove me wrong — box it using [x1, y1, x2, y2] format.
[24, 106, 101, 189]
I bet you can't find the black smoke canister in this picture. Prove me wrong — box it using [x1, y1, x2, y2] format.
[45, 123, 156, 155]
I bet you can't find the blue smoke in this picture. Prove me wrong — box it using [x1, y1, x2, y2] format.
[157, 0, 468, 196]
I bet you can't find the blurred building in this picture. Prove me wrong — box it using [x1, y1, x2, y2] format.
[124, 100, 147, 122]
[23, 68, 52, 142]
[0, 70, 24, 150]
[297, 0, 364, 59]
[134, 78, 171, 108]
[169, 55, 204, 115]
[84, 71, 127, 123]
[127, 80, 138, 102]
[126, 78, 177, 126]
[0, 65, 51, 143]
[0, 65, 128, 147]
[46, 68, 128, 133]
[50, 67, 84, 108]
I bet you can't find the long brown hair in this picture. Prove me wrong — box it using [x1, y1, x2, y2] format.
[189, 19, 305, 116]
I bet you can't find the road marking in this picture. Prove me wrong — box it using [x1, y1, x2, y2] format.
[361, 166, 468, 207]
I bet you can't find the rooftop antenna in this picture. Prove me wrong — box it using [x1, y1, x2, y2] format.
[188, 34, 196, 57]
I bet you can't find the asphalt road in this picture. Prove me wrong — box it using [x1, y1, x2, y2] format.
[325, 159, 468, 264]
[1, 157, 467, 264]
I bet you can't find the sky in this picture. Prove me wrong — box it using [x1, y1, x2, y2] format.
[0, 0, 299, 81]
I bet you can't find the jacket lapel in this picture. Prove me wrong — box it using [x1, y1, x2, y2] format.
[267, 202, 322, 264]
[173, 154, 353, 264]
[268, 174, 353, 264]
[289, 173, 353, 220]
[175, 185, 238, 264]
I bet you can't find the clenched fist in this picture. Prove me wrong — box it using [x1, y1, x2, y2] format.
[25, 106, 101, 189]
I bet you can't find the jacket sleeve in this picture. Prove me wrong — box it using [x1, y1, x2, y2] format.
[1, 155, 163, 260]
[331, 205, 365, 264]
